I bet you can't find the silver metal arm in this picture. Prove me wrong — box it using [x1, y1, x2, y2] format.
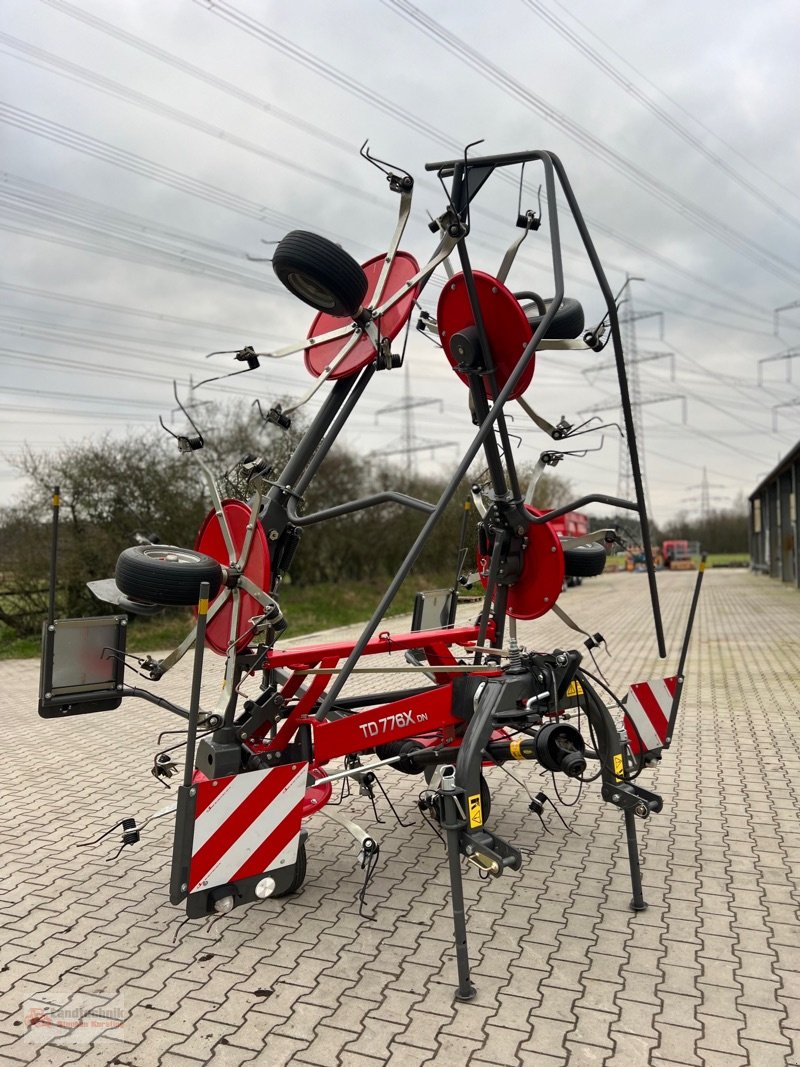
[371, 184, 414, 308]
[496, 211, 536, 284]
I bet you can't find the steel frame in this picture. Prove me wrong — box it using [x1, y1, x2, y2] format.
[39, 145, 699, 1000]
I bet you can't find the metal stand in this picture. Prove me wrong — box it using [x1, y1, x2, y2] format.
[440, 769, 476, 1001]
[183, 582, 210, 788]
[624, 809, 648, 912]
[47, 485, 60, 627]
[665, 554, 707, 748]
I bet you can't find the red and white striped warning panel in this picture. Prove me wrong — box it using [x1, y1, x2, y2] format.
[188, 763, 307, 893]
[624, 677, 678, 757]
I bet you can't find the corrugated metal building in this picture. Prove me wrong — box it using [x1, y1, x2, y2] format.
[749, 440, 799, 587]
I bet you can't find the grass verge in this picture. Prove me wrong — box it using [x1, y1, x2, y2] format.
[1, 574, 458, 661]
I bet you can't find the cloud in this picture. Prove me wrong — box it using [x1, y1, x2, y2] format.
[1, 0, 799, 520]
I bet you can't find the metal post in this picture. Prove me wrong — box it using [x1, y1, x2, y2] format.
[664, 555, 706, 747]
[549, 154, 665, 658]
[47, 485, 60, 626]
[183, 582, 210, 788]
[440, 767, 476, 1001]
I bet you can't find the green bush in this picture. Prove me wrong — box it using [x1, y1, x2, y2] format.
[0, 402, 571, 642]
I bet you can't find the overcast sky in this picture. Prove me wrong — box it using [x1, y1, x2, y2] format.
[2, 0, 799, 523]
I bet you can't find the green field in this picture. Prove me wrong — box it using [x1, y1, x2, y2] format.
[1, 555, 751, 661]
[0, 574, 460, 661]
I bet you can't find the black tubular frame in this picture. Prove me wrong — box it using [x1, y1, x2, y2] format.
[314, 148, 665, 721]
[37, 144, 692, 1003]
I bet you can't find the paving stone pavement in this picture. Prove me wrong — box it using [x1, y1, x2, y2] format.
[1, 568, 799, 1066]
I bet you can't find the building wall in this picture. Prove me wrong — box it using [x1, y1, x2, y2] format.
[750, 450, 799, 588]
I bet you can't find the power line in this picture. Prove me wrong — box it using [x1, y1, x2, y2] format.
[520, 0, 800, 233]
[0, 206, 285, 296]
[635, 301, 776, 340]
[0, 281, 281, 339]
[545, 0, 800, 210]
[0, 103, 346, 230]
[0, 216, 281, 296]
[0, 170, 380, 278]
[2, 172, 256, 259]
[33, 0, 783, 319]
[643, 279, 774, 331]
[38, 0, 362, 159]
[0, 344, 304, 399]
[0, 32, 389, 211]
[644, 403, 778, 466]
[379, 0, 800, 285]
[185, 0, 799, 312]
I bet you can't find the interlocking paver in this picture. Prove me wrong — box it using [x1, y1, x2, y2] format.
[606, 1029, 659, 1066]
[695, 981, 743, 1019]
[383, 1045, 433, 1067]
[654, 1021, 702, 1064]
[2, 569, 800, 1066]
[342, 1016, 409, 1060]
[167, 1021, 242, 1061]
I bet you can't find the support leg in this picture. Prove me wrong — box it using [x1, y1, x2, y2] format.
[440, 779, 476, 1001]
[624, 809, 648, 912]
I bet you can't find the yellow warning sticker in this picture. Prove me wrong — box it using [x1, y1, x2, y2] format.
[509, 740, 524, 761]
[613, 754, 624, 780]
[565, 680, 584, 698]
[468, 793, 483, 828]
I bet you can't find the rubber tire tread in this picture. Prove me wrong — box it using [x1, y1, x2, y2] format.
[115, 545, 223, 606]
[272, 230, 369, 318]
[480, 774, 492, 823]
[562, 542, 606, 578]
[524, 296, 585, 339]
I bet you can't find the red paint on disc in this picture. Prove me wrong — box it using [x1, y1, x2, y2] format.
[437, 271, 534, 401]
[477, 506, 564, 620]
[195, 500, 271, 655]
[304, 251, 419, 379]
[302, 766, 333, 817]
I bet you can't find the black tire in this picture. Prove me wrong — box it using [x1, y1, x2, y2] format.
[272, 230, 369, 318]
[117, 596, 164, 616]
[115, 545, 223, 606]
[563, 542, 606, 578]
[480, 775, 492, 823]
[272, 839, 307, 898]
[522, 296, 585, 339]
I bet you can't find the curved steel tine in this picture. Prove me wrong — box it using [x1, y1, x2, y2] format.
[193, 365, 260, 390]
[157, 381, 205, 443]
[360, 139, 413, 182]
[567, 417, 624, 439]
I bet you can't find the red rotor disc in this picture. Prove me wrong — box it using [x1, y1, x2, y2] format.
[302, 767, 333, 817]
[304, 251, 420, 379]
[477, 506, 564, 620]
[195, 500, 271, 655]
[437, 271, 534, 401]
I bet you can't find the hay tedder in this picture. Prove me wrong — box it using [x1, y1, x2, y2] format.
[39, 146, 704, 999]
